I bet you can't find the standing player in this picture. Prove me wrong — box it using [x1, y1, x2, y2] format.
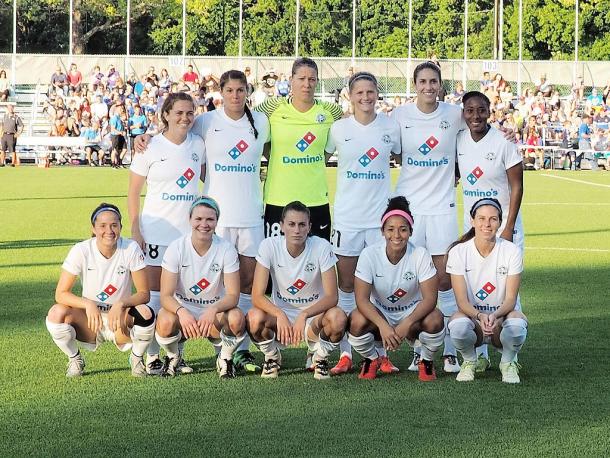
[191, 70, 270, 373]
[46, 203, 154, 377]
[348, 197, 444, 381]
[156, 197, 246, 378]
[248, 201, 347, 380]
[128, 92, 205, 375]
[255, 57, 344, 241]
[447, 199, 528, 383]
[325, 71, 402, 375]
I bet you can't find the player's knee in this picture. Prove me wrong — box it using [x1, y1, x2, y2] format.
[246, 308, 266, 333]
[423, 309, 444, 333]
[325, 307, 347, 334]
[227, 308, 246, 332]
[130, 304, 155, 326]
[155, 313, 175, 337]
[47, 304, 70, 323]
[348, 309, 369, 335]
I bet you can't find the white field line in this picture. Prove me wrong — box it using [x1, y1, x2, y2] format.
[523, 202, 610, 205]
[541, 174, 610, 188]
[526, 246, 610, 253]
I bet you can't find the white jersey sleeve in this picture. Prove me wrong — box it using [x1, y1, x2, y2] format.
[161, 238, 182, 274]
[415, 246, 436, 283]
[62, 243, 85, 276]
[255, 237, 273, 270]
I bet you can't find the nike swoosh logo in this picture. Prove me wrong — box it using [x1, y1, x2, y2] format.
[320, 224, 329, 230]
[375, 274, 384, 277]
[344, 138, 353, 142]
[465, 269, 472, 272]
[181, 264, 190, 268]
[87, 268, 95, 271]
[277, 264, 285, 268]
[214, 129, 222, 132]
[405, 126, 413, 129]
[458, 153, 465, 156]
[160, 157, 167, 161]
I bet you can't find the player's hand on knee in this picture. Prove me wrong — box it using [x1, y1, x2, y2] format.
[107, 302, 124, 332]
[276, 312, 293, 347]
[292, 312, 307, 345]
[394, 318, 413, 342]
[85, 300, 103, 333]
[177, 307, 199, 339]
[380, 323, 401, 351]
[134, 134, 151, 153]
[197, 307, 217, 338]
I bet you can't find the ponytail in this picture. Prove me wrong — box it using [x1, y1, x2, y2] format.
[244, 104, 259, 139]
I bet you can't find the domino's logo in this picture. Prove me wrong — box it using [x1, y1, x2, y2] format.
[228, 139, 249, 160]
[96, 284, 117, 302]
[418, 135, 439, 155]
[467, 166, 484, 185]
[358, 147, 380, 167]
[296, 132, 316, 152]
[286, 278, 307, 295]
[475, 282, 496, 300]
[189, 277, 211, 295]
[387, 288, 407, 304]
[176, 168, 195, 188]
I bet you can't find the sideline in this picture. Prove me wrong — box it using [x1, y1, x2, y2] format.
[540, 174, 610, 188]
[523, 202, 610, 206]
[525, 246, 610, 253]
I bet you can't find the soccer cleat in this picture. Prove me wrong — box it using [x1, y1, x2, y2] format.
[499, 361, 522, 384]
[175, 358, 194, 374]
[261, 352, 282, 379]
[233, 350, 261, 373]
[160, 356, 179, 377]
[358, 357, 380, 380]
[475, 354, 491, 373]
[146, 357, 164, 376]
[407, 352, 421, 372]
[456, 360, 477, 382]
[216, 357, 236, 379]
[66, 352, 85, 377]
[443, 355, 461, 373]
[379, 355, 400, 374]
[418, 359, 437, 382]
[330, 355, 353, 375]
[305, 352, 315, 372]
[313, 358, 331, 380]
[129, 352, 147, 378]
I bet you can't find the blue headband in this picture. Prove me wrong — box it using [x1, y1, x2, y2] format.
[189, 196, 220, 218]
[91, 206, 122, 225]
[470, 199, 502, 218]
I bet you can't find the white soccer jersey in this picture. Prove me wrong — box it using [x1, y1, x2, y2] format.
[62, 237, 146, 308]
[355, 241, 436, 321]
[162, 234, 240, 310]
[130, 132, 205, 245]
[192, 108, 270, 228]
[256, 236, 337, 314]
[393, 102, 465, 215]
[456, 127, 523, 231]
[326, 114, 401, 231]
[446, 237, 522, 314]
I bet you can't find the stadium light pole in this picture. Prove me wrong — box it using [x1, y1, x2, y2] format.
[295, 0, 300, 57]
[238, 0, 243, 67]
[69, 0, 73, 58]
[462, 0, 468, 88]
[499, 0, 504, 60]
[11, 0, 16, 88]
[574, 0, 579, 81]
[126, 0, 131, 79]
[517, 0, 522, 95]
[407, 0, 412, 96]
[351, 0, 356, 67]
[182, 0, 187, 69]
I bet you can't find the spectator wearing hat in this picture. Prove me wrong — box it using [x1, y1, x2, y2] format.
[262, 68, 278, 97]
[535, 74, 552, 97]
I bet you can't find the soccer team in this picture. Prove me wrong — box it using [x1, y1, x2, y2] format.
[46, 58, 528, 384]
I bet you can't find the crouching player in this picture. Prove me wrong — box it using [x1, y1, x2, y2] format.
[447, 198, 528, 384]
[156, 196, 246, 379]
[348, 197, 445, 381]
[248, 201, 347, 380]
[46, 203, 154, 377]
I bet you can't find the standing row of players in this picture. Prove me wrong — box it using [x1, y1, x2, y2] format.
[46, 58, 527, 382]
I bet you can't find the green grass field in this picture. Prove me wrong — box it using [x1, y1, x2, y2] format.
[1, 167, 609, 457]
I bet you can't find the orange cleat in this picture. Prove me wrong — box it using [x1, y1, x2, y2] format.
[418, 359, 437, 382]
[378, 355, 400, 374]
[358, 357, 380, 380]
[330, 355, 353, 375]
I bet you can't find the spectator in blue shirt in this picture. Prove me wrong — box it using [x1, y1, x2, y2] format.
[128, 104, 148, 155]
[109, 105, 127, 168]
[579, 115, 598, 171]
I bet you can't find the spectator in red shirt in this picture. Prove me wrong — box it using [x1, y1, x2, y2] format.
[67, 63, 83, 93]
[182, 64, 199, 90]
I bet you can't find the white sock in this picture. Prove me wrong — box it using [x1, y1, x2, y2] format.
[46, 318, 79, 358]
[375, 341, 387, 357]
[442, 316, 457, 356]
[448, 318, 477, 362]
[156, 331, 181, 359]
[220, 331, 246, 360]
[255, 337, 279, 360]
[348, 332, 378, 360]
[146, 291, 161, 358]
[130, 323, 155, 358]
[339, 335, 352, 359]
[419, 329, 445, 361]
[314, 337, 338, 360]
[438, 289, 458, 316]
[500, 318, 528, 363]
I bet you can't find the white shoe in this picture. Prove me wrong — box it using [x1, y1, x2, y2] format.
[443, 355, 461, 373]
[407, 353, 421, 372]
[456, 360, 476, 382]
[161, 356, 179, 377]
[313, 357, 330, 380]
[216, 356, 236, 379]
[66, 353, 85, 377]
[176, 357, 194, 374]
[499, 361, 521, 384]
[129, 352, 147, 378]
[261, 352, 282, 379]
[146, 356, 164, 375]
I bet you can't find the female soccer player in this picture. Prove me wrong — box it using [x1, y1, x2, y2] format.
[255, 57, 344, 241]
[128, 92, 205, 375]
[446, 199, 528, 384]
[348, 197, 444, 381]
[156, 197, 246, 378]
[191, 70, 270, 372]
[45, 203, 154, 377]
[248, 201, 346, 380]
[325, 71, 401, 375]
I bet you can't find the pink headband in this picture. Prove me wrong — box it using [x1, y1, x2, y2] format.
[381, 210, 414, 228]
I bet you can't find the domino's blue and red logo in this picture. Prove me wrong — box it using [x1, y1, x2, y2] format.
[467, 166, 484, 185]
[176, 168, 195, 188]
[296, 132, 316, 152]
[228, 139, 249, 160]
[387, 288, 407, 304]
[96, 284, 117, 302]
[287, 278, 307, 295]
[475, 282, 496, 300]
[359, 147, 380, 167]
[418, 135, 439, 155]
[189, 277, 211, 295]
